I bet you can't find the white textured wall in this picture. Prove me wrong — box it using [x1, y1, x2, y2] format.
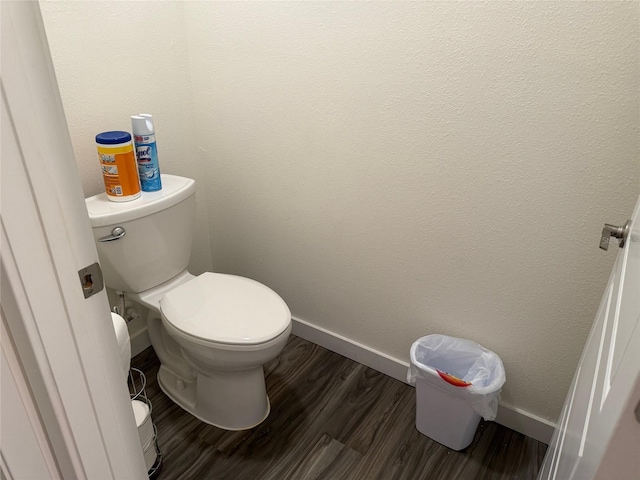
[184, 1, 638, 421]
[42, 1, 638, 423]
[40, 0, 212, 275]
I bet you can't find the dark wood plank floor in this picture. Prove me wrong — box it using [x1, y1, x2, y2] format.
[131, 335, 547, 480]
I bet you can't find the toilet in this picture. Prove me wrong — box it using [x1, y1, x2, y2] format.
[86, 174, 292, 430]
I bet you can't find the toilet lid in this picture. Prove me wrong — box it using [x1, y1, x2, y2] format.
[159, 273, 291, 345]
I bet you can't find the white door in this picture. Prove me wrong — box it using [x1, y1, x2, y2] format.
[1, 318, 61, 479]
[538, 197, 640, 480]
[1, 2, 147, 478]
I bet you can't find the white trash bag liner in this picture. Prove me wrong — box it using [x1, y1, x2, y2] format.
[407, 334, 506, 421]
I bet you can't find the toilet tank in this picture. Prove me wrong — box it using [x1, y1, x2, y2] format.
[85, 174, 196, 293]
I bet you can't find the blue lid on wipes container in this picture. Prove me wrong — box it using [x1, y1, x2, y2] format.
[96, 131, 132, 145]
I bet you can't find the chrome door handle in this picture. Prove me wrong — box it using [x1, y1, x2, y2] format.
[98, 226, 126, 242]
[600, 219, 631, 251]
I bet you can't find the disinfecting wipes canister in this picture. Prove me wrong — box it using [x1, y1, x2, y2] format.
[96, 131, 141, 202]
[132, 114, 162, 192]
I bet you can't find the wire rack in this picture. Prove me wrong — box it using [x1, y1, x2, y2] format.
[129, 368, 163, 479]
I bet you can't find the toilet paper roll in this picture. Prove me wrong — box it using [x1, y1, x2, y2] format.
[131, 400, 154, 449]
[111, 312, 131, 381]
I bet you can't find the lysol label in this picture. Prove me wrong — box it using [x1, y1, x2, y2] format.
[133, 134, 162, 192]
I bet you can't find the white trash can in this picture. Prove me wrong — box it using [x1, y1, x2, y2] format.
[408, 334, 505, 451]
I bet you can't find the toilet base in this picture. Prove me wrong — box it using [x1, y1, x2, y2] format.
[157, 365, 271, 431]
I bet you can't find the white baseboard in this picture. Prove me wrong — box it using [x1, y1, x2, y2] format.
[494, 402, 556, 445]
[291, 316, 555, 445]
[291, 316, 411, 384]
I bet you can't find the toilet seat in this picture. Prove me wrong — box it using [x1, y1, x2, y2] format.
[159, 272, 291, 346]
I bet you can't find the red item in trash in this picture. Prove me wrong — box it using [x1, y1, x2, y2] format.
[437, 369, 472, 387]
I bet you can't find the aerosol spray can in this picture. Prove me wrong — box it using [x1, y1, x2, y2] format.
[131, 114, 162, 192]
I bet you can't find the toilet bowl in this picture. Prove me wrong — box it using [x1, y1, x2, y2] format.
[130, 271, 291, 430]
[86, 174, 292, 430]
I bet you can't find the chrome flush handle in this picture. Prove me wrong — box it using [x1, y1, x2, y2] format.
[98, 226, 126, 242]
[600, 220, 631, 251]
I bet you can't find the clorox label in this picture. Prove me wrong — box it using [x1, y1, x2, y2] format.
[97, 143, 141, 200]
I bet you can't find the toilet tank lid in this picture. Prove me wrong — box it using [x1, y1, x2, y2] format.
[85, 174, 195, 227]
